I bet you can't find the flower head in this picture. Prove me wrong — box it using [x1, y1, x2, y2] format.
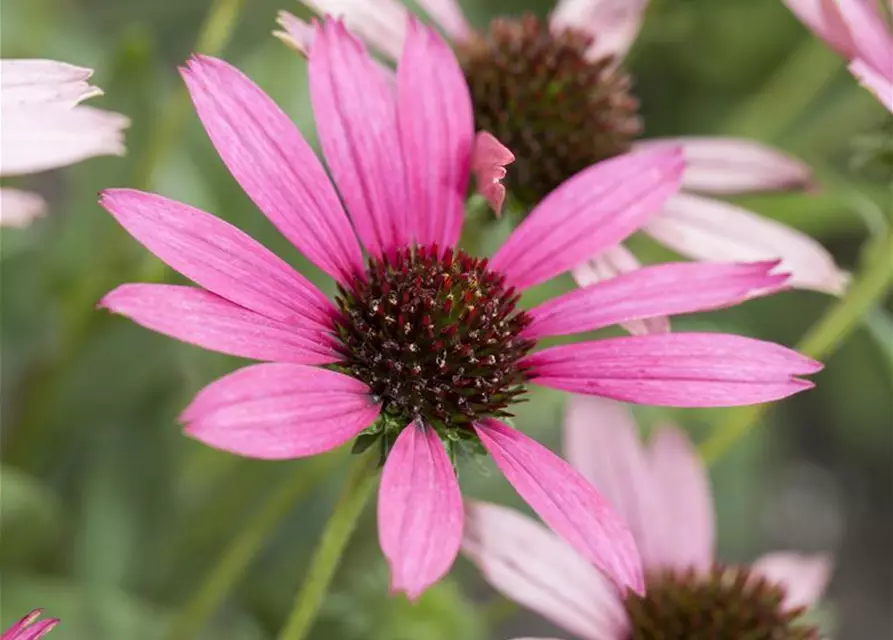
[278, 0, 847, 296]
[101, 18, 820, 599]
[784, 0, 893, 112]
[0, 59, 129, 227]
[1, 610, 58, 640]
[463, 395, 833, 639]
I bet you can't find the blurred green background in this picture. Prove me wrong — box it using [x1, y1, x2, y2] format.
[1, 0, 891, 638]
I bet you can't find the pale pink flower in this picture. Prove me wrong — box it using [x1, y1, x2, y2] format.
[1, 610, 58, 640]
[101, 19, 820, 599]
[464, 395, 833, 639]
[784, 0, 893, 112]
[0, 59, 129, 227]
[276, 0, 847, 298]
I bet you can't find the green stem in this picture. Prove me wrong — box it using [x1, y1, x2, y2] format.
[277, 451, 380, 640]
[699, 229, 893, 464]
[165, 453, 341, 640]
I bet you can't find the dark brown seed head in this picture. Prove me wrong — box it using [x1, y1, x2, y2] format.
[624, 565, 822, 640]
[334, 244, 534, 434]
[456, 13, 642, 208]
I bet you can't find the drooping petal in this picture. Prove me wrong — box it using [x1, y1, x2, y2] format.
[751, 552, 833, 611]
[99, 284, 340, 365]
[474, 419, 644, 595]
[310, 19, 409, 257]
[850, 58, 893, 111]
[1, 105, 127, 176]
[0, 59, 101, 108]
[637, 137, 814, 194]
[782, 0, 857, 59]
[644, 192, 848, 295]
[490, 147, 684, 291]
[563, 396, 663, 572]
[1, 609, 59, 640]
[180, 54, 364, 285]
[378, 421, 463, 600]
[99, 189, 336, 330]
[525, 261, 788, 339]
[274, 11, 315, 56]
[471, 131, 515, 216]
[302, 0, 408, 61]
[417, 0, 472, 41]
[463, 501, 630, 640]
[835, 0, 893, 79]
[525, 333, 822, 407]
[181, 363, 380, 459]
[550, 0, 649, 62]
[0, 188, 45, 228]
[647, 427, 714, 574]
[572, 245, 668, 335]
[398, 18, 474, 250]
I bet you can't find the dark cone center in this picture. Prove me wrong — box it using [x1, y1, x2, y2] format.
[624, 565, 821, 640]
[457, 14, 642, 208]
[334, 244, 534, 432]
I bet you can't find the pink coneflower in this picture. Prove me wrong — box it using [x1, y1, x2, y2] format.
[0, 59, 129, 227]
[100, 18, 820, 599]
[276, 0, 847, 296]
[784, 0, 893, 112]
[464, 395, 832, 639]
[1, 610, 58, 640]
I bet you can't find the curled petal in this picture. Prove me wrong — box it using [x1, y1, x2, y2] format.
[550, 0, 649, 62]
[751, 552, 833, 612]
[398, 18, 474, 249]
[302, 0, 408, 61]
[182, 363, 380, 459]
[637, 137, 815, 194]
[471, 131, 515, 216]
[100, 284, 340, 365]
[99, 189, 336, 330]
[525, 333, 822, 407]
[526, 260, 788, 339]
[310, 19, 409, 256]
[378, 421, 463, 600]
[474, 418, 644, 596]
[463, 501, 629, 640]
[180, 54, 364, 285]
[274, 11, 315, 56]
[645, 192, 848, 295]
[0, 188, 45, 228]
[491, 147, 684, 291]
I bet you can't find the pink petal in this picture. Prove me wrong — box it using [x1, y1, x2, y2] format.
[398, 18, 474, 250]
[563, 396, 663, 572]
[1, 610, 58, 640]
[310, 19, 409, 257]
[835, 0, 893, 79]
[463, 501, 629, 640]
[525, 333, 822, 407]
[850, 58, 893, 112]
[274, 11, 315, 56]
[474, 418, 644, 596]
[0, 188, 45, 228]
[782, 0, 858, 59]
[637, 137, 814, 194]
[490, 147, 684, 291]
[550, 0, 649, 62]
[0, 59, 101, 108]
[645, 192, 848, 295]
[181, 363, 380, 459]
[572, 245, 669, 336]
[471, 131, 515, 217]
[417, 0, 472, 41]
[302, 0, 408, 61]
[525, 260, 788, 340]
[1, 105, 128, 176]
[751, 552, 833, 611]
[180, 54, 364, 285]
[100, 189, 336, 330]
[647, 426, 714, 574]
[99, 284, 340, 365]
[378, 421, 463, 600]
